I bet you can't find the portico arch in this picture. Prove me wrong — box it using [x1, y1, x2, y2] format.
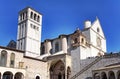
[108, 71, 115, 79]
[3, 71, 13, 79]
[101, 72, 107, 79]
[94, 73, 100, 79]
[117, 70, 120, 79]
[50, 60, 65, 79]
[14, 72, 24, 79]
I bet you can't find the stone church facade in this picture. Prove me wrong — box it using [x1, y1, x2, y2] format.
[0, 7, 120, 79]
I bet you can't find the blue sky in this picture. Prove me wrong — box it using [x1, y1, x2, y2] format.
[0, 0, 120, 53]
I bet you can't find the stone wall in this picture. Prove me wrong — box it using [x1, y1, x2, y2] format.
[76, 53, 120, 79]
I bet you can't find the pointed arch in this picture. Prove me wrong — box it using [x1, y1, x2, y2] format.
[50, 60, 65, 79]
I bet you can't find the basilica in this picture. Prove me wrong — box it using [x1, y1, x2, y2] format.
[0, 7, 120, 79]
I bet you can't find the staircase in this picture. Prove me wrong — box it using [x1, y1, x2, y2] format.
[70, 56, 102, 79]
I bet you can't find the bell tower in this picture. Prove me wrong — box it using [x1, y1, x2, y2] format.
[16, 7, 42, 57]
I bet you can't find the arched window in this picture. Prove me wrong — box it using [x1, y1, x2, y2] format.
[36, 76, 40, 79]
[81, 38, 84, 44]
[0, 50, 7, 67]
[23, 13, 24, 20]
[41, 45, 45, 55]
[10, 53, 15, 67]
[67, 66, 71, 79]
[30, 12, 33, 19]
[25, 12, 27, 19]
[97, 27, 100, 32]
[74, 38, 78, 44]
[34, 14, 37, 20]
[96, 37, 101, 47]
[20, 14, 22, 21]
[55, 42, 59, 52]
[37, 16, 40, 22]
[21, 42, 22, 50]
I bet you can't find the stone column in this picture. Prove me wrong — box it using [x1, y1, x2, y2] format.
[65, 70, 67, 79]
[13, 75, 14, 79]
[114, 71, 117, 79]
[45, 40, 52, 54]
[60, 35, 67, 53]
[1, 74, 2, 79]
[28, 9, 31, 18]
[100, 73, 102, 79]
[106, 71, 109, 79]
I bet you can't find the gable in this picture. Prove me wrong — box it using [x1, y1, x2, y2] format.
[91, 18, 105, 39]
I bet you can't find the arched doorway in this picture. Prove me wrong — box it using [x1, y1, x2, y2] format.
[50, 60, 65, 79]
[109, 71, 115, 79]
[101, 72, 107, 79]
[14, 72, 24, 79]
[58, 73, 62, 79]
[3, 71, 13, 79]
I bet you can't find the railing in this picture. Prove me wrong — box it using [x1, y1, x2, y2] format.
[70, 57, 102, 79]
[103, 53, 120, 58]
